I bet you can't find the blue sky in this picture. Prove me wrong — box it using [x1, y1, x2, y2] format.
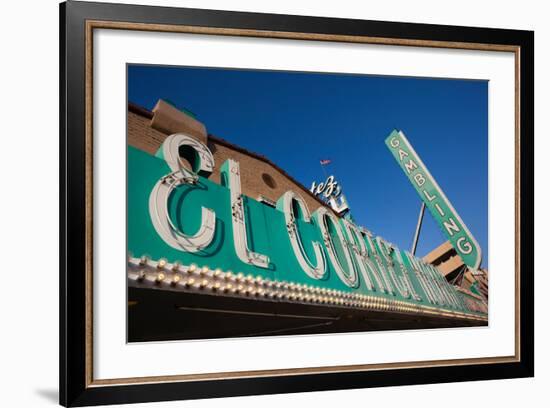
[128, 65, 488, 267]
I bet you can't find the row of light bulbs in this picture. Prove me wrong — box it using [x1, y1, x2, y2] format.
[128, 255, 487, 322]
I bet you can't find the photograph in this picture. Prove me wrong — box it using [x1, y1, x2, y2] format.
[55, 1, 535, 405]
[126, 65, 489, 342]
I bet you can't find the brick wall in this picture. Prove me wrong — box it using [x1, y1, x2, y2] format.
[128, 111, 166, 154]
[128, 109, 333, 216]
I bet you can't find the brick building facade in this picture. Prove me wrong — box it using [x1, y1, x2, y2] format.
[128, 99, 335, 216]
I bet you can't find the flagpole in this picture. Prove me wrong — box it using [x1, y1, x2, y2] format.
[320, 164, 327, 178]
[317, 159, 350, 217]
[319, 160, 329, 178]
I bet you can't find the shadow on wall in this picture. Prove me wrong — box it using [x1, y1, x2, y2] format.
[35, 388, 58, 404]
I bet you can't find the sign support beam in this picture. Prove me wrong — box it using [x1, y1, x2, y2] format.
[411, 202, 426, 256]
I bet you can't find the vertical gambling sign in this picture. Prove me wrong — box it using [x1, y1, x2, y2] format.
[385, 130, 482, 270]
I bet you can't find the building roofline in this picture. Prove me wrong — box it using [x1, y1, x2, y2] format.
[128, 102, 334, 213]
[129, 102, 154, 119]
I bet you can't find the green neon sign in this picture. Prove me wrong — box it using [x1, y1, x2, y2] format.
[127, 141, 487, 319]
[385, 130, 482, 270]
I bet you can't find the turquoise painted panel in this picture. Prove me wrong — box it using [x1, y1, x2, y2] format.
[128, 146, 486, 316]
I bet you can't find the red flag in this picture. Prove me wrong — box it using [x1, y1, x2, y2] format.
[320, 159, 331, 165]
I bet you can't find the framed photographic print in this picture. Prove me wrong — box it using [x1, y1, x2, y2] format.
[60, 0, 534, 406]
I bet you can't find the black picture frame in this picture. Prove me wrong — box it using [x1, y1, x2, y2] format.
[60, 1, 534, 406]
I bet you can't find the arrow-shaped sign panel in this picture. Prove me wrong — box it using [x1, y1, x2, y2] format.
[385, 130, 482, 270]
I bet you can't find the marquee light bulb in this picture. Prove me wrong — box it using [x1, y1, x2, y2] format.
[126, 258, 482, 320]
